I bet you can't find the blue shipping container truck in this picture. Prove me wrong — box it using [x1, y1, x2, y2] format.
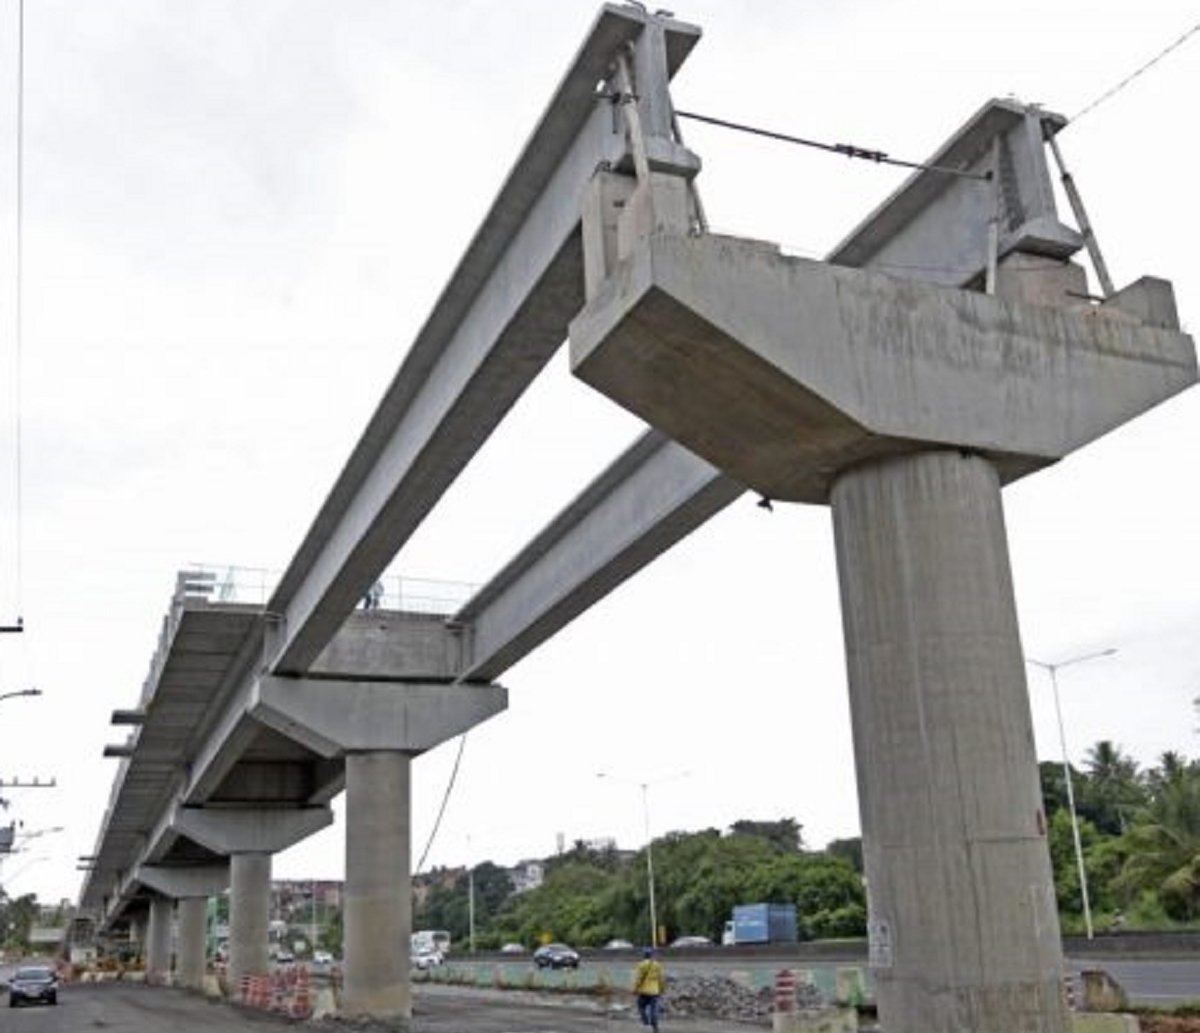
[722, 903, 798, 945]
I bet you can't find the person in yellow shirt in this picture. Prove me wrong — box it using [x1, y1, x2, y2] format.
[631, 947, 664, 1032]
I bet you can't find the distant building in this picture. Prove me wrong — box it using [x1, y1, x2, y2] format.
[510, 859, 544, 893]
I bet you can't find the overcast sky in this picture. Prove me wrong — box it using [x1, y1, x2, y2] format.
[0, 0, 1197, 905]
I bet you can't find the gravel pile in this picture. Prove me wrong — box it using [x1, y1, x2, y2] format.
[659, 973, 824, 1022]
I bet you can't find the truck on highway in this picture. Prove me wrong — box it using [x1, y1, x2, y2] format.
[721, 903, 798, 946]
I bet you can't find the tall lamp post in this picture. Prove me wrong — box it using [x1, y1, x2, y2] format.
[597, 771, 688, 948]
[1026, 647, 1116, 941]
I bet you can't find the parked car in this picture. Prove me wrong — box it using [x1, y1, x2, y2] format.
[312, 950, 334, 966]
[412, 948, 443, 971]
[8, 964, 57, 1008]
[669, 935, 712, 948]
[603, 938, 634, 950]
[499, 942, 527, 954]
[533, 943, 580, 969]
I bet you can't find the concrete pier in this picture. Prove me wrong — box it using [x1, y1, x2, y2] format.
[175, 896, 208, 991]
[343, 750, 412, 1018]
[228, 852, 271, 991]
[569, 195, 1193, 1032]
[146, 895, 173, 984]
[831, 451, 1066, 1033]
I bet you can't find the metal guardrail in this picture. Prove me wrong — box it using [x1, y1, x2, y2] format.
[177, 564, 477, 617]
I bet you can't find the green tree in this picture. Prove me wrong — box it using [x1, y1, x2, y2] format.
[1114, 760, 1200, 921]
[0, 891, 38, 951]
[729, 819, 804, 853]
[1039, 760, 1073, 820]
[1079, 740, 1144, 835]
[1045, 808, 1102, 922]
[825, 837, 863, 874]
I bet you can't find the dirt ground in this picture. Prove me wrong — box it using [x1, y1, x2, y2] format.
[1137, 1014, 1200, 1033]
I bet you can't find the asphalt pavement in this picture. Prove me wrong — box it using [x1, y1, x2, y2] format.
[0, 981, 772, 1033]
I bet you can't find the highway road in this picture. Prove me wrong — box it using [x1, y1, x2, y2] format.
[439, 951, 1200, 1009]
[1, 955, 1194, 1029]
[0, 981, 758, 1032]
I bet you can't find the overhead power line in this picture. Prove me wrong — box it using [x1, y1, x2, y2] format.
[1071, 17, 1200, 124]
[672, 108, 992, 182]
[7, 0, 25, 627]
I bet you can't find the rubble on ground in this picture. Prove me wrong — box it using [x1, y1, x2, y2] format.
[659, 973, 824, 1022]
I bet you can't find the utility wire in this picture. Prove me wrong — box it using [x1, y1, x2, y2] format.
[11, 0, 24, 622]
[1071, 17, 1200, 124]
[672, 108, 992, 182]
[414, 731, 468, 874]
[0, 3, 26, 633]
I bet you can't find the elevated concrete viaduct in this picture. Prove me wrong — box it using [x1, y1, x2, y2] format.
[78, 4, 1194, 1031]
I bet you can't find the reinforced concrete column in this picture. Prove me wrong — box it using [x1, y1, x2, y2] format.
[343, 750, 411, 1019]
[228, 852, 271, 992]
[830, 450, 1066, 1033]
[146, 894, 174, 985]
[130, 911, 148, 963]
[176, 896, 209, 991]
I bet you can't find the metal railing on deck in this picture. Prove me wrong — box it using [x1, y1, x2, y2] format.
[178, 564, 476, 617]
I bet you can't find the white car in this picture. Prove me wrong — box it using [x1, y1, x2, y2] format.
[412, 948, 443, 970]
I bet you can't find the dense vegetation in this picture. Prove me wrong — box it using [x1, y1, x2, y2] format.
[1041, 744, 1200, 931]
[0, 892, 39, 950]
[415, 744, 1200, 948]
[415, 818, 866, 948]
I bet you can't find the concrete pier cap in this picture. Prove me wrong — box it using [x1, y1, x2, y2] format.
[569, 229, 1197, 501]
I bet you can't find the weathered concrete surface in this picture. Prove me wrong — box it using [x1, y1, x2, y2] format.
[828, 99, 1081, 288]
[457, 430, 742, 681]
[309, 612, 467, 680]
[228, 852, 270, 991]
[571, 232, 1196, 504]
[175, 896, 208, 990]
[135, 863, 228, 900]
[170, 804, 331, 855]
[831, 451, 1067, 1033]
[343, 751, 411, 1019]
[146, 895, 173, 984]
[249, 676, 507, 756]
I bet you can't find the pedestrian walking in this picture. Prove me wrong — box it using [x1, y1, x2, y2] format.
[632, 946, 664, 1033]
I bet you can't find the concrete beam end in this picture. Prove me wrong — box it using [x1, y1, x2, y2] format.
[172, 804, 333, 855]
[570, 232, 1197, 501]
[135, 862, 230, 899]
[252, 676, 507, 755]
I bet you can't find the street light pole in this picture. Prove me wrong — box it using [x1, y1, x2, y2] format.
[597, 771, 688, 949]
[1026, 647, 1116, 941]
[639, 782, 658, 949]
[468, 863, 476, 954]
[311, 879, 318, 955]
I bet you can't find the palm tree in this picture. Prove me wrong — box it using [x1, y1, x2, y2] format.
[1082, 741, 1144, 835]
[1116, 763, 1200, 921]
